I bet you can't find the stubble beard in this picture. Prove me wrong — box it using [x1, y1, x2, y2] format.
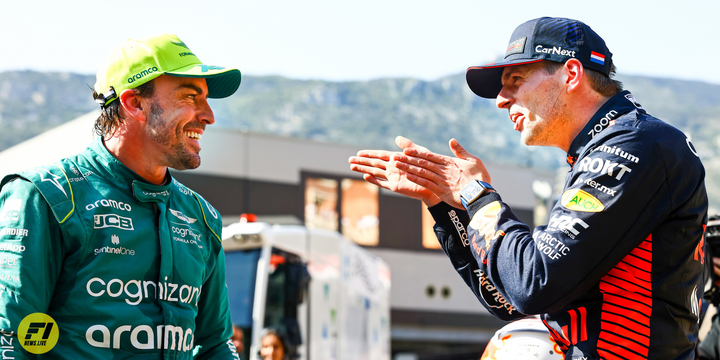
[146, 101, 201, 170]
[520, 80, 568, 147]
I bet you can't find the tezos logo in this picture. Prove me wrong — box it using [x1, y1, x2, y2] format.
[561, 189, 605, 212]
[0, 199, 22, 223]
[94, 214, 134, 230]
[18, 313, 59, 354]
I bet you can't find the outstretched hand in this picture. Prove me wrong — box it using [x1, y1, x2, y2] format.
[348, 137, 442, 206]
[392, 137, 491, 208]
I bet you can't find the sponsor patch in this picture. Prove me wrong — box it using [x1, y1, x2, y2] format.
[587, 110, 618, 138]
[86, 323, 195, 352]
[474, 269, 519, 317]
[0, 199, 21, 223]
[547, 214, 590, 239]
[170, 209, 197, 224]
[591, 145, 640, 163]
[535, 231, 570, 259]
[561, 189, 605, 212]
[575, 156, 632, 181]
[468, 201, 504, 250]
[573, 177, 616, 197]
[505, 37, 526, 57]
[535, 45, 576, 57]
[448, 210, 469, 247]
[94, 214, 134, 230]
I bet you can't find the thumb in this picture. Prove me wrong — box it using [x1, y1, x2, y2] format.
[449, 138, 475, 160]
[396, 136, 421, 150]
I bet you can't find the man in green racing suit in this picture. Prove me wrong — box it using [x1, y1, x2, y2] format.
[0, 33, 242, 359]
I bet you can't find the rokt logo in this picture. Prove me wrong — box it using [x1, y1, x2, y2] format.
[18, 313, 59, 354]
[561, 189, 605, 213]
[575, 156, 632, 181]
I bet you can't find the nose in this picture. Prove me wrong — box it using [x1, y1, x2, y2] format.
[496, 86, 513, 109]
[199, 98, 215, 125]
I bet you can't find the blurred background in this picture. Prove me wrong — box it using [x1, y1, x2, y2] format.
[1, 1, 719, 359]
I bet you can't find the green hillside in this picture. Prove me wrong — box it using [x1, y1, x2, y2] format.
[1, 70, 718, 210]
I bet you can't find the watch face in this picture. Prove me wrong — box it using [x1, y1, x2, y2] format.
[461, 181, 484, 203]
[461, 181, 494, 207]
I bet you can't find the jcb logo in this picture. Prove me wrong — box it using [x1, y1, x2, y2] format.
[94, 214, 134, 230]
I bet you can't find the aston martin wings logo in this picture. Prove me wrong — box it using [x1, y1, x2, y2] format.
[30, 168, 67, 198]
[171, 40, 190, 50]
[169, 209, 197, 224]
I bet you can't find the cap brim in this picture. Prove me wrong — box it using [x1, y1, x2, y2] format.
[166, 64, 242, 99]
[466, 59, 543, 99]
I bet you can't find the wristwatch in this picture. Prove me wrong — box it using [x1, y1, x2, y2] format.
[460, 180, 495, 208]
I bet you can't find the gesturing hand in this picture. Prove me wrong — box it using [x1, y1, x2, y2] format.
[392, 137, 491, 209]
[348, 138, 441, 206]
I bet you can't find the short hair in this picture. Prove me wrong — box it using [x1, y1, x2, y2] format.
[92, 80, 156, 139]
[542, 60, 623, 97]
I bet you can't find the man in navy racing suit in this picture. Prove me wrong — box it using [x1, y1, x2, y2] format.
[349, 17, 707, 359]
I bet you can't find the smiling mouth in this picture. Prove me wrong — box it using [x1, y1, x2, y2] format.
[185, 131, 202, 141]
[510, 114, 524, 131]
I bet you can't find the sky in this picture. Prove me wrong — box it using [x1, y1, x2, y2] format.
[2, 0, 719, 85]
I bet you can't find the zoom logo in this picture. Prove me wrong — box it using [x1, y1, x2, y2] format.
[94, 214, 134, 230]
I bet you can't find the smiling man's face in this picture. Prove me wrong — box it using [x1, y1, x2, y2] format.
[144, 75, 215, 170]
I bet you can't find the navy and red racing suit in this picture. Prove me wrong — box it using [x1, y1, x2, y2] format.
[429, 91, 708, 359]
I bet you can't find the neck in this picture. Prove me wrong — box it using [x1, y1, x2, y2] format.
[559, 91, 613, 152]
[104, 134, 168, 185]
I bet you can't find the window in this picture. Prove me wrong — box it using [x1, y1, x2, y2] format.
[341, 179, 379, 246]
[421, 204, 441, 249]
[304, 178, 339, 232]
[303, 174, 379, 246]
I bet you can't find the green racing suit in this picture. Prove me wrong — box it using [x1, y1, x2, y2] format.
[0, 138, 239, 359]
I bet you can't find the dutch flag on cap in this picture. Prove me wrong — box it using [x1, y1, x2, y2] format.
[590, 51, 605, 65]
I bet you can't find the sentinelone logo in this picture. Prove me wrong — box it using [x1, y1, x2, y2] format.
[18, 313, 59, 354]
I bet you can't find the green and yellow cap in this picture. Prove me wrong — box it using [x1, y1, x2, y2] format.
[94, 33, 241, 107]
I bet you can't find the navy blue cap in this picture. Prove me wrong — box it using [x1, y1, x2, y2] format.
[466, 17, 613, 99]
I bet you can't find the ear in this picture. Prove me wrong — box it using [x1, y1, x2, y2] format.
[118, 89, 148, 122]
[563, 59, 584, 93]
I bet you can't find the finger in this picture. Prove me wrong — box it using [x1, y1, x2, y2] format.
[402, 147, 454, 166]
[362, 174, 392, 190]
[355, 149, 396, 161]
[349, 163, 389, 180]
[349, 156, 388, 170]
[392, 158, 446, 186]
[396, 136, 430, 152]
[448, 138, 475, 160]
